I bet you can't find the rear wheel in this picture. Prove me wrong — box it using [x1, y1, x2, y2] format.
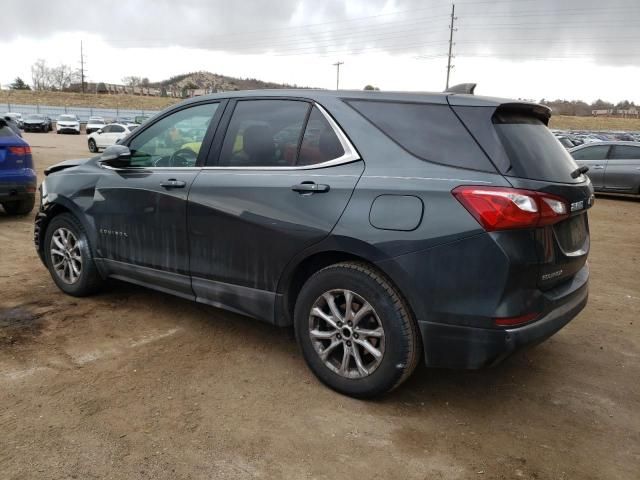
[2, 197, 35, 215]
[88, 139, 98, 153]
[44, 213, 103, 296]
[295, 262, 421, 398]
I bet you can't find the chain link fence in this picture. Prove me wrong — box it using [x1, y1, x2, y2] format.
[1, 103, 161, 124]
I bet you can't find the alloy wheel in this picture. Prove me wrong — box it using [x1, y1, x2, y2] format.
[50, 227, 83, 284]
[308, 289, 385, 379]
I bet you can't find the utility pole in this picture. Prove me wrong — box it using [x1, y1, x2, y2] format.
[333, 61, 344, 90]
[445, 3, 457, 90]
[79, 40, 87, 93]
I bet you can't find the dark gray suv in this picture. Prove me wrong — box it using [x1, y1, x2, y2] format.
[34, 88, 593, 398]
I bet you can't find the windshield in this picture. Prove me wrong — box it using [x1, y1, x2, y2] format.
[59, 115, 76, 121]
[89, 118, 105, 124]
[26, 114, 44, 120]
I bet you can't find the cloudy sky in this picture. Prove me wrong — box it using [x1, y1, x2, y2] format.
[2, 0, 639, 102]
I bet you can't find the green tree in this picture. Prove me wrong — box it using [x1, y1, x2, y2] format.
[10, 77, 30, 90]
[363, 85, 379, 91]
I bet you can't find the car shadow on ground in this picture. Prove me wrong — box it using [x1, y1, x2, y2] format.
[95, 279, 545, 408]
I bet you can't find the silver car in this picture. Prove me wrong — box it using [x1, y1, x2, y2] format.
[570, 141, 640, 194]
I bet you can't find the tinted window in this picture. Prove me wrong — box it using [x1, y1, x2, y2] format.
[101, 125, 112, 133]
[0, 125, 15, 137]
[347, 100, 494, 171]
[571, 145, 610, 161]
[610, 145, 640, 160]
[298, 107, 344, 165]
[128, 103, 218, 168]
[219, 100, 310, 167]
[27, 114, 44, 120]
[493, 112, 581, 183]
[111, 125, 126, 133]
[59, 115, 76, 121]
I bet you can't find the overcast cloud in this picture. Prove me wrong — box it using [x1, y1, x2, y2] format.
[2, 0, 640, 101]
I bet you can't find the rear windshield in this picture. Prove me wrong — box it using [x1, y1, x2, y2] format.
[453, 106, 583, 184]
[493, 112, 582, 183]
[346, 100, 496, 172]
[0, 125, 16, 137]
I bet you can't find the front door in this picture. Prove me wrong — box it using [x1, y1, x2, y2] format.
[187, 99, 363, 321]
[89, 101, 224, 297]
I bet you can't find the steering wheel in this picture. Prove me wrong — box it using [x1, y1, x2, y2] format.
[169, 148, 197, 167]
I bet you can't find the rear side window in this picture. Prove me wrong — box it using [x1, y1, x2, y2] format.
[610, 145, 640, 160]
[111, 125, 126, 133]
[347, 100, 495, 172]
[298, 107, 345, 165]
[219, 100, 310, 167]
[571, 145, 610, 161]
[492, 112, 581, 183]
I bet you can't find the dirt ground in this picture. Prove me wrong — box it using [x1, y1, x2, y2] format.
[1, 132, 639, 480]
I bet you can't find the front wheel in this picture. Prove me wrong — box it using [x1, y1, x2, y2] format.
[295, 262, 421, 398]
[44, 213, 104, 296]
[88, 139, 98, 153]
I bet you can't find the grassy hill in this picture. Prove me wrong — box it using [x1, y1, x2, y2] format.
[549, 115, 640, 131]
[1, 90, 178, 110]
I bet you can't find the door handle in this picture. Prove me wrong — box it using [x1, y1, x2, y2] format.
[291, 182, 330, 193]
[593, 165, 605, 169]
[160, 179, 186, 188]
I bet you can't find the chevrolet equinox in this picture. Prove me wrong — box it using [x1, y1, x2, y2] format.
[35, 87, 593, 398]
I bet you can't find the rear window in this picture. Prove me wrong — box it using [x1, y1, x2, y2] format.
[347, 100, 495, 172]
[0, 125, 16, 137]
[571, 145, 610, 161]
[493, 112, 582, 183]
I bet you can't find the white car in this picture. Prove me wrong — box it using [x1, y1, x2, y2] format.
[3, 112, 24, 128]
[87, 123, 138, 153]
[86, 116, 106, 134]
[56, 114, 81, 134]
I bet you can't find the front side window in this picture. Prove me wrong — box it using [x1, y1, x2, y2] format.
[101, 125, 112, 133]
[219, 100, 309, 167]
[128, 103, 219, 168]
[571, 145, 610, 161]
[610, 145, 640, 160]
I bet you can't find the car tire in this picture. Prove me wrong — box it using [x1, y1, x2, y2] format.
[88, 139, 98, 153]
[294, 261, 421, 398]
[44, 213, 104, 297]
[2, 197, 35, 215]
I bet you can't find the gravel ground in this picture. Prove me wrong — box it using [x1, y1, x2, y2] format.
[1, 132, 639, 480]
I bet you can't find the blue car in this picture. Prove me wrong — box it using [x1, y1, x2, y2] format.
[0, 118, 36, 215]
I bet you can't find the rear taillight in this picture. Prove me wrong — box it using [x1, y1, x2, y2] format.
[452, 186, 569, 231]
[8, 146, 32, 155]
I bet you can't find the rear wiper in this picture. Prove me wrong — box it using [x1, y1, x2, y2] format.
[571, 165, 589, 179]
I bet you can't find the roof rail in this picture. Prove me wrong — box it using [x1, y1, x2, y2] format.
[445, 83, 477, 95]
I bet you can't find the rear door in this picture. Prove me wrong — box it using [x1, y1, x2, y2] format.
[605, 144, 640, 192]
[570, 144, 610, 189]
[187, 98, 363, 321]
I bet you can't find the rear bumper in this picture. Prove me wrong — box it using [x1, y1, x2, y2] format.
[418, 265, 589, 369]
[0, 173, 37, 202]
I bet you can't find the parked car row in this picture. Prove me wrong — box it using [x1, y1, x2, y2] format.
[552, 129, 640, 149]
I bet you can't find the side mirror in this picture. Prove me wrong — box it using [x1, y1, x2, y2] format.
[96, 129, 102, 134]
[99, 145, 131, 168]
